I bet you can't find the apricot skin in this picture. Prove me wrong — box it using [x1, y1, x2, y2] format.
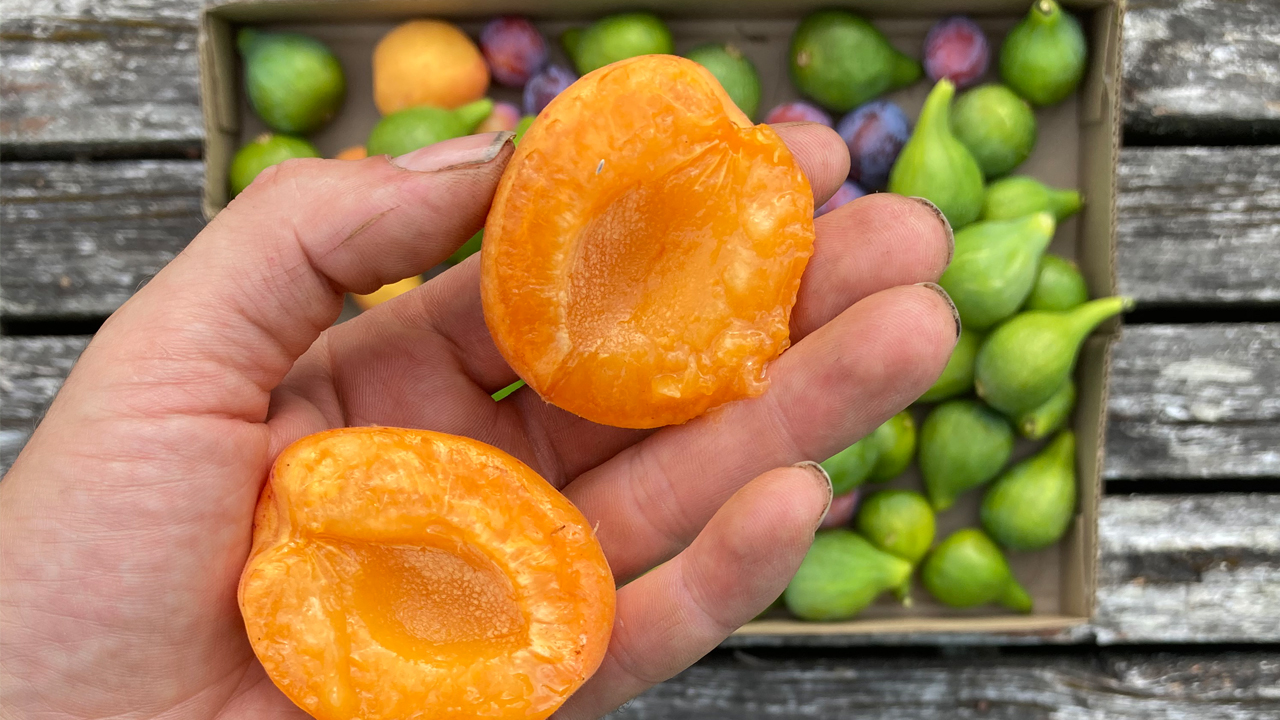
[239, 427, 614, 720]
[482, 55, 815, 429]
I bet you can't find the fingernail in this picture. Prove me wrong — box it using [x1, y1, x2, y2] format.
[916, 282, 962, 339]
[793, 461, 833, 530]
[908, 196, 954, 267]
[391, 131, 515, 173]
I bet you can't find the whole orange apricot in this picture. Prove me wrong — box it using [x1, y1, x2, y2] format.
[334, 144, 367, 160]
[374, 20, 490, 114]
[239, 427, 615, 720]
[482, 55, 815, 429]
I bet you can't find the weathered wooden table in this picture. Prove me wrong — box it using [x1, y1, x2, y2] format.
[3, 0, 1279, 715]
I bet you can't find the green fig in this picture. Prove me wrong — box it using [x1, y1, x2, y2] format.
[821, 436, 881, 495]
[1026, 254, 1089, 312]
[789, 10, 922, 113]
[921, 528, 1032, 612]
[952, 84, 1037, 178]
[982, 431, 1077, 550]
[938, 212, 1057, 330]
[366, 99, 494, 157]
[981, 176, 1082, 222]
[917, 327, 982, 403]
[685, 43, 762, 119]
[975, 296, 1131, 417]
[568, 12, 674, 75]
[1017, 378, 1076, 440]
[228, 133, 320, 197]
[239, 29, 346, 135]
[856, 490, 935, 564]
[887, 79, 986, 228]
[784, 529, 913, 621]
[449, 230, 483, 265]
[1000, 0, 1087, 106]
[919, 399, 1014, 511]
[513, 115, 536, 145]
[868, 411, 916, 482]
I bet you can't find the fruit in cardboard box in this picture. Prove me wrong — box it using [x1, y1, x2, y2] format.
[982, 431, 1077, 550]
[952, 84, 1037, 178]
[922, 16, 990, 89]
[477, 101, 523, 133]
[1017, 378, 1076, 440]
[565, 12, 674, 75]
[764, 101, 834, 127]
[888, 79, 985, 228]
[822, 436, 881, 495]
[917, 327, 982, 403]
[815, 181, 866, 217]
[374, 20, 489, 114]
[919, 399, 1014, 512]
[789, 10, 921, 113]
[685, 43, 763, 119]
[1025, 254, 1089, 312]
[482, 55, 814, 429]
[868, 411, 917, 482]
[938, 212, 1056, 330]
[523, 64, 578, 115]
[981, 175, 1082, 222]
[366, 99, 493, 157]
[856, 490, 935, 601]
[239, 29, 346, 135]
[921, 528, 1032, 612]
[784, 529, 913, 621]
[229, 133, 319, 197]
[480, 16, 549, 87]
[1000, 0, 1087, 106]
[239, 427, 614, 720]
[837, 99, 911, 191]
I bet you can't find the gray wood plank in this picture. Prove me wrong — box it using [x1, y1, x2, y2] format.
[620, 649, 1280, 718]
[3, 0, 1279, 154]
[0, 0, 203, 157]
[1123, 0, 1280, 142]
[0, 335, 89, 471]
[1117, 147, 1280, 306]
[4, 144, 1279, 319]
[0, 160, 205, 319]
[1106, 324, 1280, 480]
[3, 335, 1278, 643]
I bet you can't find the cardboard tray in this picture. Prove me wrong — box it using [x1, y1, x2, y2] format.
[199, 0, 1124, 637]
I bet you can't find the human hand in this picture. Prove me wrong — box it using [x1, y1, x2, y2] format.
[0, 127, 955, 719]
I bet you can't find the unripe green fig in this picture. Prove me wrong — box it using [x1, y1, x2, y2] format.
[921, 528, 1032, 612]
[1026, 254, 1089, 312]
[982, 431, 1077, 550]
[917, 327, 982, 403]
[919, 399, 1014, 511]
[790, 10, 922, 112]
[367, 99, 494, 157]
[229, 133, 320, 196]
[1017, 378, 1076, 439]
[856, 489, 934, 603]
[784, 529, 913, 621]
[568, 12, 674, 75]
[685, 43, 762, 119]
[952, 84, 1037, 178]
[938, 212, 1056, 330]
[1000, 0, 1087, 106]
[888, 79, 986, 228]
[981, 175, 1082, 222]
[975, 296, 1131, 417]
[239, 29, 346, 135]
[869, 411, 916, 482]
[822, 436, 882, 495]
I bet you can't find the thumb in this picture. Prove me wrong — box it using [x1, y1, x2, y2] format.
[70, 131, 515, 425]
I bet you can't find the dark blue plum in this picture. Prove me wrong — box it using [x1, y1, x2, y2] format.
[836, 100, 911, 191]
[816, 181, 866, 217]
[923, 16, 991, 89]
[523, 64, 577, 116]
[481, 16, 549, 87]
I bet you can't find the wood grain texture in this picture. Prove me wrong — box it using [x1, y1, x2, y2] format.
[0, 160, 205, 318]
[0, 336, 89, 471]
[1106, 324, 1280, 479]
[0, 0, 203, 157]
[3, 0, 1279, 153]
[1117, 147, 1280, 306]
[1123, 0, 1280, 142]
[619, 649, 1280, 718]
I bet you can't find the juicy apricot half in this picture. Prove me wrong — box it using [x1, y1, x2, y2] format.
[239, 427, 615, 720]
[482, 54, 816, 429]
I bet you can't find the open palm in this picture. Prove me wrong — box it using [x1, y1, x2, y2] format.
[0, 127, 954, 720]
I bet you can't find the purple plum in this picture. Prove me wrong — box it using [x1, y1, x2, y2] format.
[923, 16, 991, 89]
[816, 181, 866, 217]
[763, 101, 834, 127]
[523, 64, 577, 116]
[819, 489, 861, 529]
[480, 16, 549, 87]
[836, 100, 911, 191]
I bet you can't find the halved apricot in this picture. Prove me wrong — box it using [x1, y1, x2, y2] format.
[482, 54, 815, 429]
[239, 427, 614, 720]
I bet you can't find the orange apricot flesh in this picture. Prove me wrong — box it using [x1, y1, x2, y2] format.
[239, 427, 614, 720]
[481, 54, 815, 429]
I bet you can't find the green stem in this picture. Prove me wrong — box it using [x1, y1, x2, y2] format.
[917, 80, 956, 139]
[1051, 189, 1083, 219]
[891, 52, 923, 88]
[1065, 296, 1133, 340]
[1000, 579, 1034, 613]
